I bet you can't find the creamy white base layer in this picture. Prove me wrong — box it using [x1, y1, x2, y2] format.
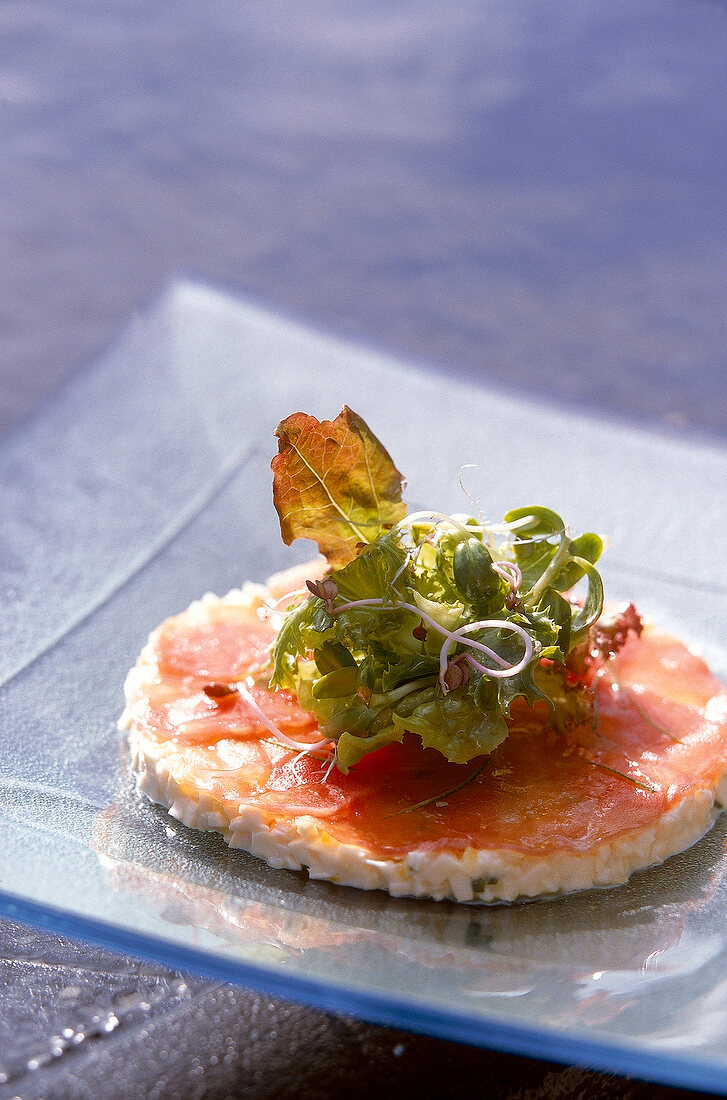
[126, 723, 727, 903]
[122, 583, 727, 904]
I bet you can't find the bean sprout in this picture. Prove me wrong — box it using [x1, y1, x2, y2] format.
[439, 619, 533, 692]
[257, 587, 308, 624]
[491, 560, 522, 591]
[237, 679, 331, 753]
[329, 597, 533, 693]
[322, 748, 339, 782]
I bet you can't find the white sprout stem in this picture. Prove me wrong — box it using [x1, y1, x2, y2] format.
[237, 680, 331, 753]
[440, 620, 533, 690]
[322, 749, 339, 782]
[396, 602, 514, 666]
[389, 510, 567, 591]
[394, 510, 561, 559]
[395, 511, 474, 538]
[332, 598, 508, 667]
[269, 587, 308, 611]
[499, 530, 565, 550]
[332, 596, 392, 613]
[457, 465, 485, 532]
[464, 654, 491, 675]
[393, 512, 576, 582]
[397, 511, 539, 539]
[491, 560, 522, 591]
[478, 516, 536, 534]
[258, 588, 309, 628]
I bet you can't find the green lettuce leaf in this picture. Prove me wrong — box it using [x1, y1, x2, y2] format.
[337, 725, 405, 771]
[392, 690, 509, 764]
[270, 597, 334, 689]
[332, 531, 409, 601]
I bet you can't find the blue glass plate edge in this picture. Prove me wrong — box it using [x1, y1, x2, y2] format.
[1, 888, 725, 1096]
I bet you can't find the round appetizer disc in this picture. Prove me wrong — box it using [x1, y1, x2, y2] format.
[122, 565, 727, 903]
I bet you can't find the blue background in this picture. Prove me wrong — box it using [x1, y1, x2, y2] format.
[2, 0, 726, 437]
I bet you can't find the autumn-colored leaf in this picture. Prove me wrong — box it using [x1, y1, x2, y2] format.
[272, 407, 407, 568]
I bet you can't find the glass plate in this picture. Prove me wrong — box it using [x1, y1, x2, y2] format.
[3, 281, 727, 1093]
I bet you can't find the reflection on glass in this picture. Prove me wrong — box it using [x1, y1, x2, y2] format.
[93, 759, 727, 1049]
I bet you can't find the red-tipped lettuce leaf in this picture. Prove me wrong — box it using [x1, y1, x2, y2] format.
[272, 407, 407, 568]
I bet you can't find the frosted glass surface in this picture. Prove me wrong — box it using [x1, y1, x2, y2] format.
[2, 281, 727, 1092]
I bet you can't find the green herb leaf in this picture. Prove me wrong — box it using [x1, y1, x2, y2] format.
[553, 533, 603, 591]
[337, 725, 405, 772]
[570, 556, 604, 640]
[313, 641, 357, 674]
[504, 508, 564, 596]
[535, 588, 572, 656]
[503, 506, 565, 539]
[381, 655, 440, 692]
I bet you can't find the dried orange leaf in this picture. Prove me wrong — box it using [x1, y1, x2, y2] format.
[272, 407, 407, 568]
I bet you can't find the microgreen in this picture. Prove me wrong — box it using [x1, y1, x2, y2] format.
[269, 408, 608, 772]
[386, 757, 491, 816]
[585, 760, 658, 794]
[237, 680, 331, 754]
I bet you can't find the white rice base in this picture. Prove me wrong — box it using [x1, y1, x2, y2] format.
[122, 584, 727, 904]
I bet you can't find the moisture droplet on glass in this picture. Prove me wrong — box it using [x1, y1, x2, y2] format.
[58, 985, 82, 1000]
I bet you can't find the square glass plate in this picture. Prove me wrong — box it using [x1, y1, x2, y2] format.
[2, 281, 727, 1092]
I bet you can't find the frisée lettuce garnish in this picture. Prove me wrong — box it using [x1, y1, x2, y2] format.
[269, 407, 605, 773]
